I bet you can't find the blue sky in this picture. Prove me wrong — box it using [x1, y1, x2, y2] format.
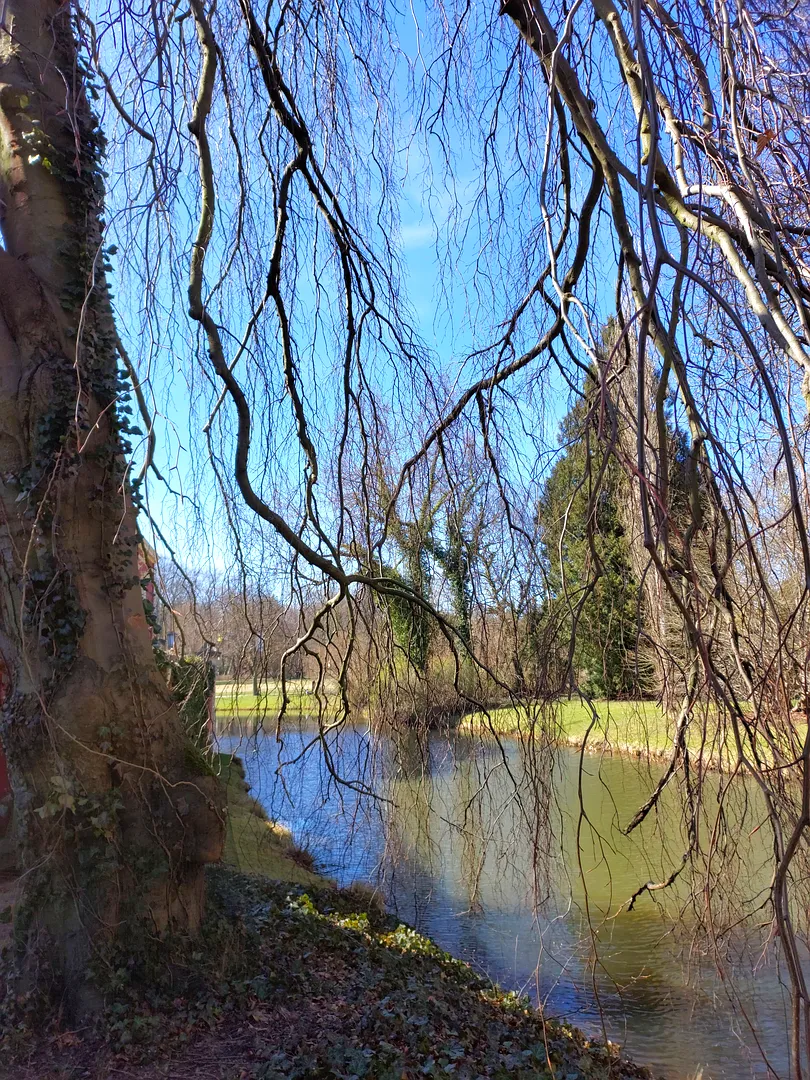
[95, 0, 621, 592]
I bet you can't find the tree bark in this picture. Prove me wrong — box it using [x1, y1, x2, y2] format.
[0, 1, 223, 1017]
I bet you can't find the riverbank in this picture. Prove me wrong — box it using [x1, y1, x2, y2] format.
[3, 753, 656, 1080]
[215, 690, 757, 773]
[4, 866, 655, 1080]
[215, 679, 335, 726]
[214, 685, 713, 766]
[457, 699, 735, 767]
[218, 752, 329, 886]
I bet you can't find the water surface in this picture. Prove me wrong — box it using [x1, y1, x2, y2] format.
[220, 724, 796, 1079]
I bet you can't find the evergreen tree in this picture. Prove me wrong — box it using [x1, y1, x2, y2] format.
[536, 376, 647, 698]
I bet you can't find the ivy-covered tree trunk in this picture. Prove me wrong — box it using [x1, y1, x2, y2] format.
[0, 1, 223, 1015]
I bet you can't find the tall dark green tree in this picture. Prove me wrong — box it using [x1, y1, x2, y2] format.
[536, 376, 646, 698]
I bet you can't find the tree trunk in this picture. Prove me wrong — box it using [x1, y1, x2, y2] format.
[0, 1, 223, 1017]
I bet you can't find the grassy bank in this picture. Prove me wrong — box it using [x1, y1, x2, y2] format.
[458, 699, 712, 760]
[215, 679, 337, 724]
[3, 754, 655, 1079]
[217, 751, 329, 886]
[215, 685, 742, 767]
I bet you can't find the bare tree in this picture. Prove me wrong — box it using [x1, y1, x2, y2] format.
[5, 0, 810, 1069]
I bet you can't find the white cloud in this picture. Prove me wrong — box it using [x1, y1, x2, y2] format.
[400, 221, 436, 249]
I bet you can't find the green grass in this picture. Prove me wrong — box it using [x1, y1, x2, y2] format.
[214, 679, 338, 721]
[217, 751, 330, 886]
[215, 683, 774, 766]
[459, 698, 721, 758]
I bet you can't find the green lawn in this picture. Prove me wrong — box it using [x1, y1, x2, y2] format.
[214, 678, 337, 721]
[215, 684, 791, 767]
[458, 698, 729, 759]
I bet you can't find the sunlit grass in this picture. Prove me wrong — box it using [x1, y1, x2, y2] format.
[214, 678, 337, 721]
[459, 698, 729, 758]
[214, 682, 803, 766]
[217, 751, 329, 886]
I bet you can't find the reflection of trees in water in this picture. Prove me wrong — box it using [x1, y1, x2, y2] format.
[383, 732, 554, 917]
[231, 723, 794, 1076]
[375, 730, 791, 1076]
[455, 744, 487, 914]
[382, 729, 439, 889]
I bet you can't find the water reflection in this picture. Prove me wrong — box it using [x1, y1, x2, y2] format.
[220, 724, 795, 1079]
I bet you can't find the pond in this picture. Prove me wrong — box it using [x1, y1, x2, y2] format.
[219, 723, 798, 1079]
